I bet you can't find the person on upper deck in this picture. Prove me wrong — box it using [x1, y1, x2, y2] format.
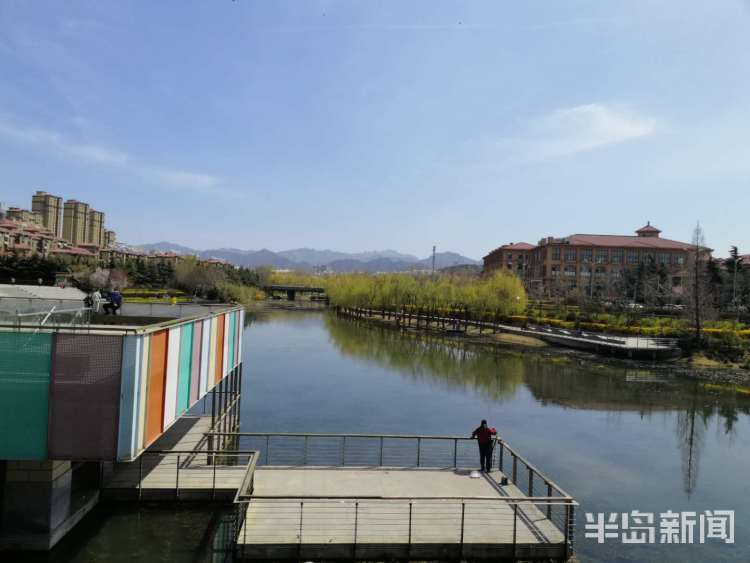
[471, 420, 497, 472]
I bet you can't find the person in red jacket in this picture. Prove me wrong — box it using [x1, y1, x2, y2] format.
[471, 420, 497, 472]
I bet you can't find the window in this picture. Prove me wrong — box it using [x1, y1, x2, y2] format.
[551, 247, 561, 260]
[580, 248, 593, 262]
[627, 250, 638, 264]
[580, 265, 592, 277]
[595, 266, 606, 276]
[658, 253, 670, 265]
[564, 265, 576, 276]
[551, 265, 560, 276]
[675, 254, 685, 265]
[611, 268, 621, 279]
[565, 248, 577, 262]
[611, 249, 624, 264]
[672, 276, 682, 287]
[595, 249, 608, 263]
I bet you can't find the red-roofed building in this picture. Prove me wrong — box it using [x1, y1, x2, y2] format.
[484, 223, 711, 299]
[525, 223, 709, 298]
[483, 242, 535, 277]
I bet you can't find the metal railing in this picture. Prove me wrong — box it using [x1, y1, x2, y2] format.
[206, 432, 494, 469]
[128, 449, 258, 501]
[235, 496, 576, 561]
[209, 432, 576, 557]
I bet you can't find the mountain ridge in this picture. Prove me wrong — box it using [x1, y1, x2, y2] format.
[134, 242, 479, 271]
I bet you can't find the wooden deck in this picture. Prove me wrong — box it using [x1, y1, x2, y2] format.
[103, 416, 572, 560]
[104, 416, 247, 500]
[238, 467, 566, 561]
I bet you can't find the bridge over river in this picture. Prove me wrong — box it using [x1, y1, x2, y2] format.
[262, 284, 326, 301]
[104, 414, 576, 561]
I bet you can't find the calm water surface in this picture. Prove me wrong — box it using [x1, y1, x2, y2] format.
[240, 309, 749, 563]
[35, 307, 750, 562]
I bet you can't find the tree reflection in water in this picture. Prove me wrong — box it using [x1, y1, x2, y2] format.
[323, 313, 750, 495]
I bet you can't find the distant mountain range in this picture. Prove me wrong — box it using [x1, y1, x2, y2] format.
[135, 242, 479, 272]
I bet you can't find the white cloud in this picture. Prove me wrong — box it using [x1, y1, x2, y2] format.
[150, 168, 220, 191]
[477, 104, 658, 167]
[0, 118, 227, 194]
[0, 120, 129, 164]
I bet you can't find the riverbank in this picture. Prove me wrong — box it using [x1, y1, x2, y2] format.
[329, 305, 750, 386]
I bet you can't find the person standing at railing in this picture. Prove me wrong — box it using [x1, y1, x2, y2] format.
[471, 420, 497, 472]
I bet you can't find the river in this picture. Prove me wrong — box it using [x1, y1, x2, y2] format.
[29, 307, 750, 562]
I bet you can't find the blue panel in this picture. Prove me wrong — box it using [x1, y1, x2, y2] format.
[117, 335, 140, 460]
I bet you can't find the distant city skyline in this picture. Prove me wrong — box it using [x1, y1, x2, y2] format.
[1, 1, 748, 258]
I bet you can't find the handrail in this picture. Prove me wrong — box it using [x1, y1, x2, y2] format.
[131, 304, 244, 335]
[249, 495, 577, 503]
[207, 431, 480, 440]
[0, 304, 243, 335]
[233, 453, 260, 502]
[495, 438, 574, 500]
[206, 431, 574, 502]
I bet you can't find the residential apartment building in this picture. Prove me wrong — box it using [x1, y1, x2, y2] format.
[62, 200, 90, 245]
[31, 191, 63, 237]
[484, 223, 706, 300]
[483, 242, 535, 278]
[5, 207, 42, 226]
[87, 209, 105, 247]
[0, 219, 57, 256]
[104, 229, 117, 247]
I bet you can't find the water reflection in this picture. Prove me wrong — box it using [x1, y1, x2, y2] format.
[324, 315, 525, 400]
[322, 313, 750, 497]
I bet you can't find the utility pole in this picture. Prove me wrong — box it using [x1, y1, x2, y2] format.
[729, 246, 740, 322]
[431, 245, 436, 276]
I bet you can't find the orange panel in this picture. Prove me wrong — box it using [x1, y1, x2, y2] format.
[145, 330, 168, 446]
[214, 314, 225, 384]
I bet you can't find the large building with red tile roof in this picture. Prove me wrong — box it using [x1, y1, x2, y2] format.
[483, 242, 535, 277]
[484, 223, 709, 299]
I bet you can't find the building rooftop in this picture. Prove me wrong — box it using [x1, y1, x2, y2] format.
[561, 233, 694, 250]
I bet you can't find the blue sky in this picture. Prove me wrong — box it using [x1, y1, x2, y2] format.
[1, 1, 749, 259]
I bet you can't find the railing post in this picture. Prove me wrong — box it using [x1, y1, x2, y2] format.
[211, 459, 217, 501]
[546, 482, 553, 519]
[459, 501, 465, 560]
[564, 502, 574, 559]
[266, 435, 271, 465]
[498, 441, 504, 472]
[528, 467, 534, 497]
[175, 455, 180, 501]
[353, 501, 359, 560]
[513, 503, 518, 559]
[416, 438, 421, 467]
[512, 453, 518, 483]
[342, 436, 346, 466]
[379, 436, 384, 466]
[453, 439, 458, 468]
[299, 501, 304, 560]
[303, 436, 308, 466]
[407, 501, 412, 560]
[138, 454, 144, 501]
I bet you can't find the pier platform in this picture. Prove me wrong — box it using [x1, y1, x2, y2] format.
[239, 467, 565, 561]
[104, 420, 576, 561]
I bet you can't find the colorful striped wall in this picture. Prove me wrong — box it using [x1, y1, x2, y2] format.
[0, 307, 244, 462]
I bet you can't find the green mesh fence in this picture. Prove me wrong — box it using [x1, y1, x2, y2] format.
[0, 332, 52, 459]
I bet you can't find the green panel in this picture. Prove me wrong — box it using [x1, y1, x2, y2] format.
[228, 311, 236, 370]
[0, 333, 52, 459]
[177, 323, 193, 414]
